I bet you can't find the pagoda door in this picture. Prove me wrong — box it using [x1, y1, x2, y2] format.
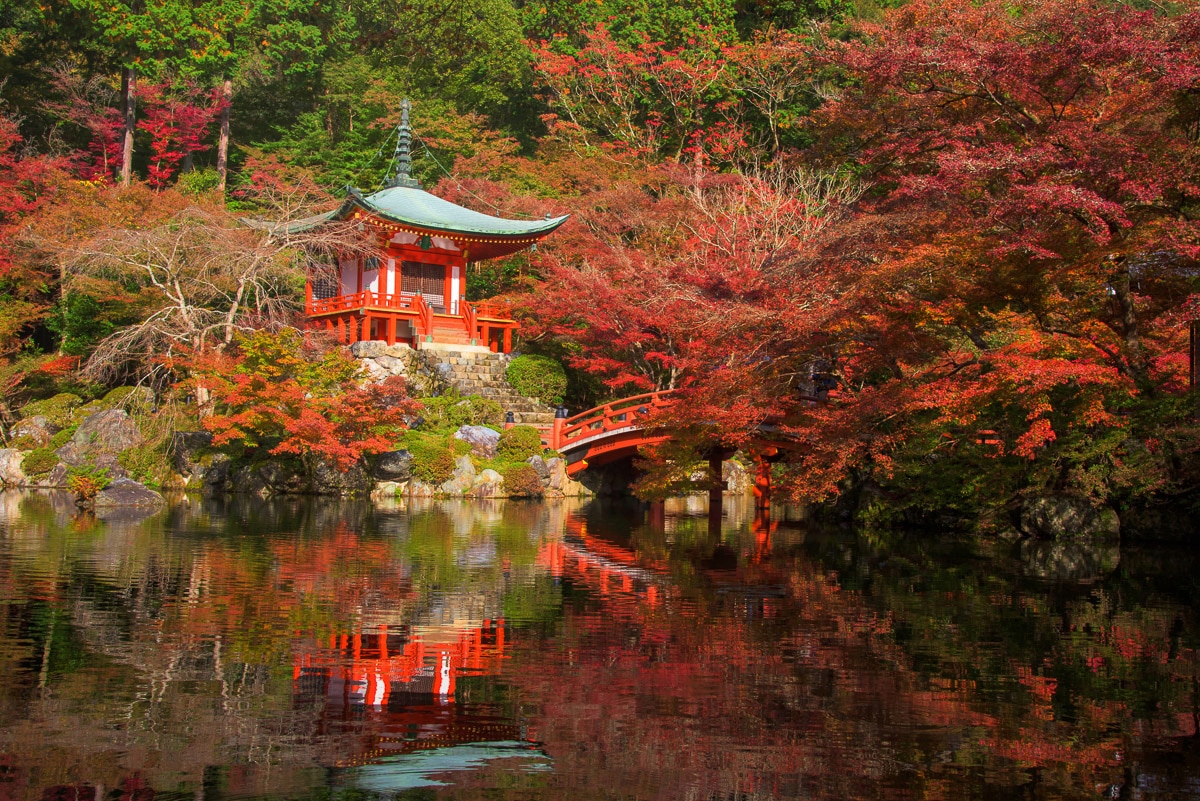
[401, 261, 446, 312]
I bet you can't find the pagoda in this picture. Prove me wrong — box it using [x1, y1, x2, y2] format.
[303, 100, 568, 353]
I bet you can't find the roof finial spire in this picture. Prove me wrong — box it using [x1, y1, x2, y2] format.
[387, 98, 421, 189]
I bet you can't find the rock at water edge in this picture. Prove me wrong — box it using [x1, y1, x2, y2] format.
[93, 478, 165, 508]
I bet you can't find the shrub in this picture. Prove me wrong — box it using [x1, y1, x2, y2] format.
[502, 463, 544, 497]
[50, 426, 78, 449]
[506, 355, 567, 405]
[405, 432, 459, 485]
[10, 435, 40, 450]
[19, 393, 82, 427]
[102, 385, 155, 412]
[118, 444, 170, 487]
[67, 465, 111, 500]
[21, 448, 58, 477]
[418, 392, 504, 431]
[498, 425, 544, 461]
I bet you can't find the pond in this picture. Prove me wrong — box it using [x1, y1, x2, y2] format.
[1, 490, 1198, 800]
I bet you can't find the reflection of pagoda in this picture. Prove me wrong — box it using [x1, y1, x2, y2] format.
[294, 620, 506, 709]
[293, 620, 529, 769]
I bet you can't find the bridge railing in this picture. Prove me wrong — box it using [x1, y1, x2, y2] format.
[552, 390, 677, 451]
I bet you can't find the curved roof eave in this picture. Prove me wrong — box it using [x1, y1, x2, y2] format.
[349, 186, 569, 239]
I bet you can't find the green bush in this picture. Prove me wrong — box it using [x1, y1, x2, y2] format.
[118, 444, 170, 487]
[405, 432, 460, 485]
[176, 167, 220, 196]
[19, 393, 82, 427]
[506, 355, 567, 405]
[21, 448, 58, 477]
[50, 426, 78, 449]
[102, 385, 155, 410]
[497, 425, 544, 461]
[502, 463, 544, 497]
[417, 392, 504, 431]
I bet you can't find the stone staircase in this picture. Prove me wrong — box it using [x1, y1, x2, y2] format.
[422, 348, 557, 427]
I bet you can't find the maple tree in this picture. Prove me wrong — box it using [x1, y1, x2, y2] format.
[136, 80, 226, 189]
[183, 328, 420, 471]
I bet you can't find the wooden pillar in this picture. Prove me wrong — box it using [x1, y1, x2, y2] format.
[648, 501, 665, 532]
[336, 317, 345, 343]
[304, 278, 313, 313]
[481, 324, 491, 351]
[387, 316, 396, 346]
[348, 316, 359, 344]
[502, 328, 512, 354]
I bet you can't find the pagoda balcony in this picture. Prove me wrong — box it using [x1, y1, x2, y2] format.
[305, 290, 518, 353]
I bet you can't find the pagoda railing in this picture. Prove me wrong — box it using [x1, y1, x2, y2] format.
[307, 290, 423, 316]
[307, 292, 520, 348]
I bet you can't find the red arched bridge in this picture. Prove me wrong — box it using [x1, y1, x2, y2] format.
[539, 389, 787, 510]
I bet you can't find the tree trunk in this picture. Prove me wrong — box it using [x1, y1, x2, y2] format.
[216, 77, 232, 194]
[120, 66, 136, 187]
[1109, 256, 1152, 392]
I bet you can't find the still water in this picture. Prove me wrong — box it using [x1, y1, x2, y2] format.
[1, 490, 1198, 801]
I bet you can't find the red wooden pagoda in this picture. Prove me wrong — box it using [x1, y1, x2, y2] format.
[303, 100, 567, 353]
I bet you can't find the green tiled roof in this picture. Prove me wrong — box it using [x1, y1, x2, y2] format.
[351, 186, 569, 237]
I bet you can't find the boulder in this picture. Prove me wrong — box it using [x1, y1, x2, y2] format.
[93, 477, 165, 509]
[11, 415, 56, 446]
[375, 354, 404, 373]
[349, 340, 389, 358]
[360, 359, 390, 382]
[67, 409, 144, 454]
[384, 343, 411, 358]
[0, 449, 26, 487]
[1018, 495, 1120, 541]
[526, 455, 551, 481]
[453, 425, 500, 458]
[370, 481, 402, 501]
[471, 468, 504, 498]
[171, 430, 214, 477]
[370, 450, 413, 481]
[437, 455, 477, 495]
[545, 458, 568, 491]
[311, 459, 373, 495]
[258, 459, 311, 494]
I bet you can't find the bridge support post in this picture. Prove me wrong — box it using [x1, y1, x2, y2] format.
[754, 456, 772, 511]
[648, 501, 664, 532]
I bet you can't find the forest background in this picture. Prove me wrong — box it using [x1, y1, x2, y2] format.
[1, 0, 1199, 526]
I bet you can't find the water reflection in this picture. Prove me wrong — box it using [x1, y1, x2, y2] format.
[1, 490, 1198, 800]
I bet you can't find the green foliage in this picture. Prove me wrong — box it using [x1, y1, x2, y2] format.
[49, 426, 77, 449]
[21, 447, 58, 477]
[10, 435, 40, 450]
[501, 462, 544, 497]
[19, 393, 82, 427]
[175, 168, 221, 196]
[118, 444, 170, 488]
[417, 392, 504, 432]
[47, 293, 116, 357]
[403, 431, 461, 485]
[497, 425, 543, 461]
[66, 464, 110, 499]
[506, 355, 567, 405]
